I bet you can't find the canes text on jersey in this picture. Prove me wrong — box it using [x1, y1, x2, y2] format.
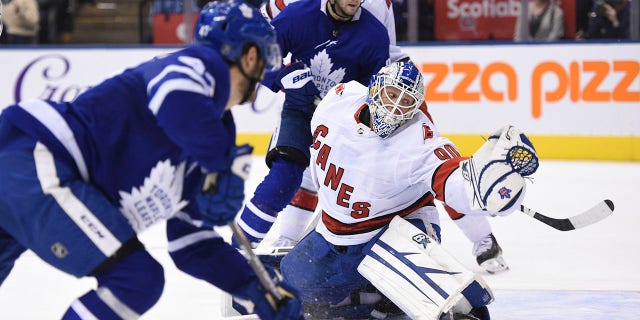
[312, 124, 371, 218]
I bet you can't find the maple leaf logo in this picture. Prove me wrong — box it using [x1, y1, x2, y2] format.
[309, 49, 346, 98]
[118, 160, 188, 232]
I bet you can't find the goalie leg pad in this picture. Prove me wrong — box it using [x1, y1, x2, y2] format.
[358, 216, 494, 319]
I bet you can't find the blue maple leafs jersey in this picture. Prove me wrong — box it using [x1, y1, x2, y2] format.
[3, 45, 234, 206]
[265, 0, 391, 97]
[0, 44, 261, 293]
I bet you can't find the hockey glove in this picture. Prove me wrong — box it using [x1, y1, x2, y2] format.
[276, 61, 320, 117]
[232, 266, 304, 320]
[460, 125, 539, 215]
[197, 144, 253, 227]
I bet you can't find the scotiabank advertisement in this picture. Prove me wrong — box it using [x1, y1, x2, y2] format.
[0, 43, 638, 160]
[436, 0, 576, 40]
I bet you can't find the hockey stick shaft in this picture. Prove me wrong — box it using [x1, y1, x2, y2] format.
[520, 199, 614, 231]
[229, 221, 284, 302]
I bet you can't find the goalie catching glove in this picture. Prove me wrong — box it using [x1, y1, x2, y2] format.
[460, 125, 539, 215]
[232, 265, 304, 320]
[197, 144, 253, 227]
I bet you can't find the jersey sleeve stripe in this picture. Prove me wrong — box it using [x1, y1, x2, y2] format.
[147, 65, 212, 94]
[431, 157, 466, 202]
[148, 79, 211, 115]
[167, 229, 221, 252]
[321, 193, 435, 236]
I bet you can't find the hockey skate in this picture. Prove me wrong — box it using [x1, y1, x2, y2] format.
[472, 234, 508, 274]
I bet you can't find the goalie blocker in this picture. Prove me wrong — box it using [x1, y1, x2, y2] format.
[358, 216, 494, 320]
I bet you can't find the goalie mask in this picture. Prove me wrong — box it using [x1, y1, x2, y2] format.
[366, 61, 425, 139]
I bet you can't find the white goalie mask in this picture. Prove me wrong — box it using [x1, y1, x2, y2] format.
[367, 61, 425, 138]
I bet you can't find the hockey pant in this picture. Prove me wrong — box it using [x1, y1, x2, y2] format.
[0, 121, 163, 318]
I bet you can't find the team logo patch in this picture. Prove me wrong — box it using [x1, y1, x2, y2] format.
[498, 186, 512, 199]
[335, 83, 345, 95]
[51, 242, 68, 258]
[422, 124, 433, 141]
[412, 233, 430, 248]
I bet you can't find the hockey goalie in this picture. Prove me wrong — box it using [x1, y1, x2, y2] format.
[228, 60, 539, 320]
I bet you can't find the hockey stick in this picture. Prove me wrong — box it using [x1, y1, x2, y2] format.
[229, 221, 284, 303]
[520, 199, 614, 231]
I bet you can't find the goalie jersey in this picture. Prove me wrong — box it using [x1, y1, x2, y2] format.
[310, 81, 466, 246]
[263, 0, 390, 97]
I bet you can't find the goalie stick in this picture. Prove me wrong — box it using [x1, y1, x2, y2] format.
[520, 199, 614, 231]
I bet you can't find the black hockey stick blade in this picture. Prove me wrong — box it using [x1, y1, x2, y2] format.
[520, 199, 614, 231]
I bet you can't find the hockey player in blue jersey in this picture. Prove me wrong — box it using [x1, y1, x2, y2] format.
[235, 0, 391, 249]
[0, 1, 304, 319]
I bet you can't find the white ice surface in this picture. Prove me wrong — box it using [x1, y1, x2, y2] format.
[0, 159, 639, 319]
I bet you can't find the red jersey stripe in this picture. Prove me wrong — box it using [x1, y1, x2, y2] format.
[322, 193, 435, 235]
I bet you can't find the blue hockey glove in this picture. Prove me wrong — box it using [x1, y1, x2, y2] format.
[232, 266, 304, 320]
[276, 61, 320, 117]
[265, 63, 320, 167]
[197, 144, 253, 227]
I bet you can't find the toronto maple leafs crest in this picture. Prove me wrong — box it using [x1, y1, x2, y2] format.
[309, 49, 346, 98]
[498, 186, 512, 199]
[119, 160, 189, 232]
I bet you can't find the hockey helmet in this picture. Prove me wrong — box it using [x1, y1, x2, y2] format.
[367, 61, 425, 138]
[195, 0, 282, 72]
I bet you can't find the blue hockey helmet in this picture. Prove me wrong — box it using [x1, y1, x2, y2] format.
[195, 0, 282, 72]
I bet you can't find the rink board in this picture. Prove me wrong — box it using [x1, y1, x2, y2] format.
[222, 290, 640, 319]
[1, 44, 638, 161]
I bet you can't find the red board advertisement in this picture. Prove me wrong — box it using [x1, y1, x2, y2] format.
[152, 13, 199, 44]
[434, 0, 575, 41]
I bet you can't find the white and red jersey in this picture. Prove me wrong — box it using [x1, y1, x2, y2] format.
[309, 81, 468, 245]
[261, 0, 409, 62]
